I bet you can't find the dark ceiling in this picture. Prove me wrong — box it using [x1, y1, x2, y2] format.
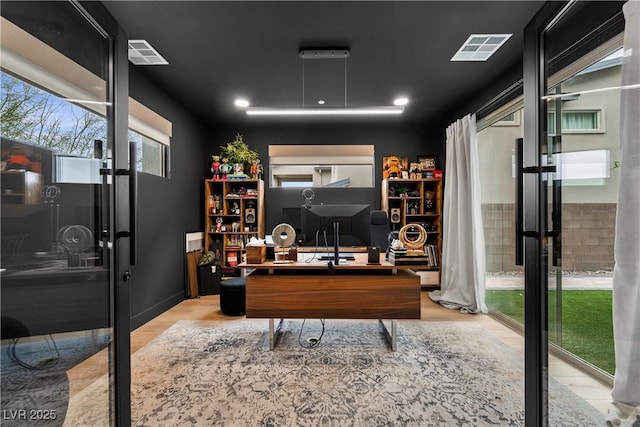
[102, 1, 545, 126]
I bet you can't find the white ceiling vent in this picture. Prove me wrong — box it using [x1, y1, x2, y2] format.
[451, 34, 512, 62]
[128, 40, 168, 65]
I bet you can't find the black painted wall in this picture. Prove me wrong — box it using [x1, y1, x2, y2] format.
[128, 69, 208, 329]
[115, 8, 554, 329]
[206, 121, 442, 234]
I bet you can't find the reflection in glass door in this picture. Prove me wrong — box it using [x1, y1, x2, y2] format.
[545, 47, 623, 421]
[542, 2, 627, 424]
[1, 2, 118, 425]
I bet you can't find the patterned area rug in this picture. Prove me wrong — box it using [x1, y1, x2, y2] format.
[65, 320, 605, 426]
[1, 333, 110, 427]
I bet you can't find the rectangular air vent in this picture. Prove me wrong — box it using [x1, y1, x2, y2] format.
[451, 34, 512, 62]
[128, 40, 168, 65]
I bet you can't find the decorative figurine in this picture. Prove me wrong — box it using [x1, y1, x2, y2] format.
[250, 159, 259, 179]
[425, 191, 436, 212]
[211, 155, 221, 179]
[215, 217, 223, 232]
[383, 155, 403, 179]
[257, 160, 264, 180]
[220, 157, 232, 179]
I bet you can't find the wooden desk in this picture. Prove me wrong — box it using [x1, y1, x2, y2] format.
[239, 253, 421, 350]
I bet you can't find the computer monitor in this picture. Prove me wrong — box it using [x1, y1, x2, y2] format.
[300, 204, 371, 248]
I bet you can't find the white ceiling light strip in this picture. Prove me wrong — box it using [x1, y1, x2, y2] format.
[245, 106, 404, 116]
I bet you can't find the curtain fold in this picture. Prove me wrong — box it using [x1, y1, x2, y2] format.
[429, 114, 487, 314]
[609, 0, 640, 423]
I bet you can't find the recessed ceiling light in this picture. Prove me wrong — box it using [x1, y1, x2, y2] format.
[393, 97, 409, 106]
[451, 34, 512, 62]
[128, 40, 168, 65]
[234, 99, 250, 108]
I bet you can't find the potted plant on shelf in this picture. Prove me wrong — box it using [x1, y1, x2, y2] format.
[220, 134, 259, 176]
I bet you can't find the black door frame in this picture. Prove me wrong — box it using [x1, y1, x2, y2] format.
[76, 2, 132, 425]
[522, 2, 567, 425]
[522, 1, 625, 425]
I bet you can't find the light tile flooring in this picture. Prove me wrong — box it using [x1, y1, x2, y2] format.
[67, 291, 613, 415]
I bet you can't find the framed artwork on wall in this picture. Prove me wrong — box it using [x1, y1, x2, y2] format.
[417, 155, 438, 171]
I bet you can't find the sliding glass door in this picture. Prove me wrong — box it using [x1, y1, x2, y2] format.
[1, 2, 130, 425]
[544, 4, 626, 423]
[522, 1, 628, 424]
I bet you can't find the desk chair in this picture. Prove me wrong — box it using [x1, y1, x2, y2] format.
[370, 210, 391, 252]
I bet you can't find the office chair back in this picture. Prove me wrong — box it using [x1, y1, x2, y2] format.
[370, 210, 391, 252]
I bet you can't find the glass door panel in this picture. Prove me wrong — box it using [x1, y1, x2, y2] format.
[478, 108, 524, 330]
[1, 2, 116, 425]
[477, 107, 526, 420]
[478, 108, 525, 329]
[544, 5, 624, 420]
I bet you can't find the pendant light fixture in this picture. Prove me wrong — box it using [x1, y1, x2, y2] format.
[240, 48, 407, 117]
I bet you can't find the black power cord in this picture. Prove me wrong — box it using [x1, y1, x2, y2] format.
[9, 335, 60, 370]
[297, 319, 325, 348]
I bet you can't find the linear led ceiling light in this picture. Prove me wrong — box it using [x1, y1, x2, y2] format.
[246, 106, 403, 116]
[451, 34, 512, 62]
[241, 48, 406, 117]
[128, 40, 168, 65]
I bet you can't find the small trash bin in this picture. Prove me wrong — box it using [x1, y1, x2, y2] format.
[198, 263, 221, 295]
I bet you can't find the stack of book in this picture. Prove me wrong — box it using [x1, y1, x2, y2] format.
[388, 245, 438, 267]
[424, 244, 439, 267]
[388, 248, 429, 266]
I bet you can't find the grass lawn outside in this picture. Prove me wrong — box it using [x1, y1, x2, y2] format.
[485, 289, 614, 375]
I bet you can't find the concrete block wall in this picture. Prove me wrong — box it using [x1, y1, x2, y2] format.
[561, 203, 616, 272]
[481, 203, 616, 273]
[482, 203, 519, 273]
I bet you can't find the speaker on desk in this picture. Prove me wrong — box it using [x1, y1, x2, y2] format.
[245, 208, 256, 224]
[390, 208, 401, 224]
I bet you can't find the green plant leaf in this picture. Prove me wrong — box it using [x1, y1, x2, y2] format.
[220, 133, 259, 165]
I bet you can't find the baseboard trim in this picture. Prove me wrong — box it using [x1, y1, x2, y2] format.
[131, 291, 185, 330]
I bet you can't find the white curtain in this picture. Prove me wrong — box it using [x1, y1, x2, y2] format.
[608, 1, 640, 423]
[430, 114, 487, 314]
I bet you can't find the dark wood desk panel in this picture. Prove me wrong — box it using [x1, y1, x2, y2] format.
[245, 269, 420, 319]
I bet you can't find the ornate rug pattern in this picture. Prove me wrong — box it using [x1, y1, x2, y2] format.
[65, 320, 605, 426]
[1, 333, 110, 427]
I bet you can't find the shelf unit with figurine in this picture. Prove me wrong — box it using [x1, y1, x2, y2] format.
[381, 177, 442, 286]
[204, 178, 264, 276]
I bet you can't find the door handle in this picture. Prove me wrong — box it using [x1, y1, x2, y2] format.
[515, 138, 524, 266]
[129, 141, 138, 265]
[551, 135, 562, 267]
